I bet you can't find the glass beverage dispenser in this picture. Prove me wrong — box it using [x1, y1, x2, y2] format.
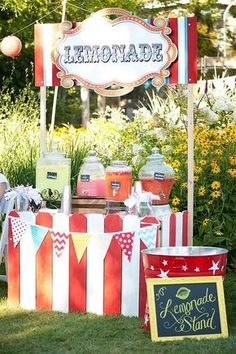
[105, 160, 132, 201]
[36, 149, 71, 201]
[77, 150, 105, 198]
[138, 147, 175, 216]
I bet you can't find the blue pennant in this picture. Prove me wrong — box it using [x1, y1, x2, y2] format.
[30, 224, 48, 253]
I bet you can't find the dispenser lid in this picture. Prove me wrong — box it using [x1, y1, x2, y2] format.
[146, 147, 164, 161]
[84, 150, 101, 163]
[44, 148, 65, 159]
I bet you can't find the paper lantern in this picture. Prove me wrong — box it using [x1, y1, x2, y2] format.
[0, 36, 22, 57]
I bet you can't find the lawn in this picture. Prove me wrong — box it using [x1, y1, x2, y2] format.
[0, 271, 236, 354]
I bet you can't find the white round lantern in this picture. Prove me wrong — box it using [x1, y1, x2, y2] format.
[0, 36, 22, 57]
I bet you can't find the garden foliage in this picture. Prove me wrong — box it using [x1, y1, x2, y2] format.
[0, 78, 235, 267]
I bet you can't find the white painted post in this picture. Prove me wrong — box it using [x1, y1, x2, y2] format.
[81, 87, 90, 127]
[187, 84, 194, 245]
[48, 0, 68, 150]
[40, 86, 47, 157]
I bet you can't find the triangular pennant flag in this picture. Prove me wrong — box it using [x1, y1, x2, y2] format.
[137, 225, 157, 249]
[30, 224, 48, 253]
[51, 231, 70, 257]
[71, 233, 92, 263]
[11, 218, 28, 248]
[113, 231, 135, 262]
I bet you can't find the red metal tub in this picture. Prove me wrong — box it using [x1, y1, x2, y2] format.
[141, 246, 228, 330]
[142, 246, 228, 278]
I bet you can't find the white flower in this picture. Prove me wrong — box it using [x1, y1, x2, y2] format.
[212, 97, 234, 112]
[132, 144, 144, 154]
[208, 110, 218, 124]
[232, 111, 236, 123]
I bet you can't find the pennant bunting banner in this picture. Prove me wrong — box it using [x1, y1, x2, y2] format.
[11, 218, 28, 247]
[137, 225, 157, 249]
[71, 233, 92, 263]
[30, 225, 48, 253]
[51, 231, 70, 257]
[113, 231, 135, 262]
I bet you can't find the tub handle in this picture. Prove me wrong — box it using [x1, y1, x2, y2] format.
[171, 257, 187, 269]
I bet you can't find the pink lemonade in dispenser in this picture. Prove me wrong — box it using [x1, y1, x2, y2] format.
[77, 179, 105, 198]
[77, 151, 105, 198]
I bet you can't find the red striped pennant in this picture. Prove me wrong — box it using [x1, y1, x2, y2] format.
[51, 231, 70, 257]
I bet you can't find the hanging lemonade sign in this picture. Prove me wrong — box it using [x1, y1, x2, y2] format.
[52, 8, 177, 96]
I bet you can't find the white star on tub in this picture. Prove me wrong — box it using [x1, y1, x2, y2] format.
[162, 259, 168, 266]
[194, 267, 200, 272]
[158, 269, 169, 278]
[208, 260, 220, 275]
[182, 265, 188, 271]
[150, 265, 155, 270]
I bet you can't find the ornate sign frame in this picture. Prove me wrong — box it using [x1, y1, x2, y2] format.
[52, 8, 177, 96]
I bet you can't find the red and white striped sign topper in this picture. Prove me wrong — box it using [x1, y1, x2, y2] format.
[34, 8, 197, 96]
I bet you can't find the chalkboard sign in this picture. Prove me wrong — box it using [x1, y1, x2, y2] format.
[146, 276, 228, 342]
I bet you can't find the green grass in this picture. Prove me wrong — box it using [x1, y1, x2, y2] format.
[0, 271, 236, 354]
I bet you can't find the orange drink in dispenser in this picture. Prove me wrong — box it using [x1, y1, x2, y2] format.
[139, 148, 175, 205]
[105, 161, 132, 201]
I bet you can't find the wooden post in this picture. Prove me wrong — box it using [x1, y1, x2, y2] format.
[40, 86, 47, 157]
[97, 94, 106, 112]
[48, 0, 67, 150]
[187, 84, 194, 245]
[81, 87, 90, 127]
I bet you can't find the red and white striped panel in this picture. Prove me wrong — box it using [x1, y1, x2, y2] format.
[34, 17, 197, 87]
[8, 211, 188, 316]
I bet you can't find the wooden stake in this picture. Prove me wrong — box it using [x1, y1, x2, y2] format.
[187, 84, 194, 245]
[48, 0, 67, 151]
[40, 86, 47, 157]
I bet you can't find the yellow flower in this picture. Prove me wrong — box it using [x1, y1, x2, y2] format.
[198, 186, 206, 196]
[211, 165, 221, 174]
[199, 160, 207, 166]
[211, 181, 221, 190]
[227, 169, 236, 177]
[172, 207, 179, 213]
[194, 175, 199, 182]
[162, 145, 171, 152]
[181, 182, 188, 189]
[210, 190, 221, 198]
[201, 149, 208, 157]
[208, 200, 213, 205]
[211, 160, 218, 166]
[171, 160, 181, 169]
[194, 166, 202, 174]
[202, 218, 209, 226]
[215, 149, 223, 156]
[165, 156, 172, 163]
[172, 196, 180, 206]
[229, 156, 236, 166]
